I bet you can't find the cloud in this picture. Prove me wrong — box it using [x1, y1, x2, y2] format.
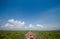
[0, 19, 60, 30]
[24, 24, 36, 30]
[29, 24, 34, 28]
[36, 24, 44, 28]
[4, 23, 14, 28]
[24, 24, 44, 30]
[8, 19, 24, 26]
[2, 19, 25, 28]
[24, 24, 60, 30]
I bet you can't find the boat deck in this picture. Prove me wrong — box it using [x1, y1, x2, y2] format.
[25, 31, 37, 39]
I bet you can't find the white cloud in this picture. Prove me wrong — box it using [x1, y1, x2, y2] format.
[36, 24, 44, 28]
[8, 19, 14, 23]
[29, 24, 34, 28]
[2, 19, 25, 28]
[5, 23, 14, 28]
[0, 19, 60, 30]
[23, 24, 44, 30]
[8, 19, 25, 26]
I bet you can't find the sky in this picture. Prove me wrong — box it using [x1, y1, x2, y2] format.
[0, 0, 60, 30]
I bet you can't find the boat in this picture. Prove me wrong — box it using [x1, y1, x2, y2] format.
[25, 31, 37, 39]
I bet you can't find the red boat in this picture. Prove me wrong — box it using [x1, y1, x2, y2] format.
[25, 31, 37, 39]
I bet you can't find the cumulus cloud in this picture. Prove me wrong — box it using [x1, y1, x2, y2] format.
[0, 19, 60, 30]
[28, 24, 44, 28]
[24, 24, 60, 30]
[36, 24, 44, 28]
[2, 19, 25, 28]
[8, 19, 24, 26]
[4, 23, 14, 28]
[23, 24, 44, 30]
[29, 24, 34, 28]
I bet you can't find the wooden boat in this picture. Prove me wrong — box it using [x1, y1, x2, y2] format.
[25, 31, 37, 39]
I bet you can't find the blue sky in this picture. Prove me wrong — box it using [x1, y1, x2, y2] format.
[0, 0, 60, 30]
